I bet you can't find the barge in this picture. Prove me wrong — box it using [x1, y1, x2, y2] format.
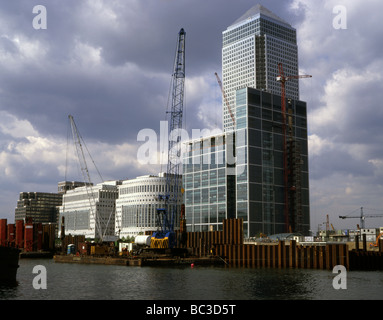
[53, 254, 225, 267]
[0, 246, 20, 285]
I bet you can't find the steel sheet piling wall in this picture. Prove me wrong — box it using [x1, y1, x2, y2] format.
[0, 219, 7, 246]
[36, 223, 43, 251]
[7, 224, 15, 246]
[1, 219, 57, 252]
[184, 218, 383, 270]
[16, 220, 24, 249]
[42, 224, 56, 251]
[24, 223, 34, 252]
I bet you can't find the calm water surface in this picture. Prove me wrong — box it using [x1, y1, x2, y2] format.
[1, 258, 382, 300]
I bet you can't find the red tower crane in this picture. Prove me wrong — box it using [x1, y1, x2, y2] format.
[276, 63, 311, 232]
[215, 72, 235, 126]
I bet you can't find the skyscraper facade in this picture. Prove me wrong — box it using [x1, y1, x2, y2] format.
[182, 4, 310, 237]
[222, 4, 299, 131]
[233, 87, 309, 236]
[183, 87, 310, 237]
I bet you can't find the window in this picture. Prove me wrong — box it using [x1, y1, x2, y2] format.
[237, 183, 248, 201]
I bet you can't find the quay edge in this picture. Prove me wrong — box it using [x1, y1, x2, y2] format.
[53, 254, 225, 267]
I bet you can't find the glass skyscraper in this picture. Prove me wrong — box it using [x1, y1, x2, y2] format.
[182, 4, 310, 238]
[234, 87, 309, 236]
[222, 4, 299, 131]
[183, 87, 310, 237]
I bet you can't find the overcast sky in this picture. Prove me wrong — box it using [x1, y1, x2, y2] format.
[0, 0, 382, 231]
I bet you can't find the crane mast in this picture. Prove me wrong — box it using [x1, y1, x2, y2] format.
[151, 28, 185, 249]
[277, 63, 311, 233]
[68, 115, 104, 241]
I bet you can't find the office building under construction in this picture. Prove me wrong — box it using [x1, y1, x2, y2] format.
[181, 4, 310, 237]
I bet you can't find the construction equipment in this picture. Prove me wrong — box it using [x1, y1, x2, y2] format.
[276, 63, 311, 233]
[67, 115, 104, 241]
[373, 232, 382, 247]
[339, 207, 383, 229]
[151, 28, 186, 249]
[215, 72, 235, 126]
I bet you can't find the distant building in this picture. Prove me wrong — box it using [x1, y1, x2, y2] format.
[15, 192, 63, 224]
[58, 181, 120, 241]
[115, 173, 182, 239]
[222, 4, 299, 131]
[57, 181, 93, 194]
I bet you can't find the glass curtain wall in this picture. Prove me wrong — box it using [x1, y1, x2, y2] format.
[183, 135, 226, 232]
[235, 87, 309, 236]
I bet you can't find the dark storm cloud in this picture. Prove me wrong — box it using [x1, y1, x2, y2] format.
[0, 0, 295, 144]
[0, 0, 382, 229]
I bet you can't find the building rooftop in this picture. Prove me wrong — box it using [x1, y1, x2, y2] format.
[228, 4, 291, 29]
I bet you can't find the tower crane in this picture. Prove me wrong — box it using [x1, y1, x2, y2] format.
[276, 63, 312, 233]
[215, 72, 235, 126]
[339, 207, 383, 229]
[151, 28, 186, 250]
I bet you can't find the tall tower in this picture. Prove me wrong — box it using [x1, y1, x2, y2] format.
[182, 4, 310, 237]
[222, 4, 299, 131]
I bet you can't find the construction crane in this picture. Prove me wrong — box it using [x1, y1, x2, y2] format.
[339, 207, 383, 229]
[67, 115, 104, 241]
[215, 72, 235, 126]
[276, 63, 311, 233]
[151, 28, 186, 250]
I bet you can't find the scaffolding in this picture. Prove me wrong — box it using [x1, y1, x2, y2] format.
[286, 102, 303, 233]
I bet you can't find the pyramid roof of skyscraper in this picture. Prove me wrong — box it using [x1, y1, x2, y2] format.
[228, 4, 291, 29]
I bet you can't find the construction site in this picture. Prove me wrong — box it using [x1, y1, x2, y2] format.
[2, 5, 383, 275]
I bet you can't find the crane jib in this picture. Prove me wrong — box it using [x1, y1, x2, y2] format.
[151, 28, 186, 250]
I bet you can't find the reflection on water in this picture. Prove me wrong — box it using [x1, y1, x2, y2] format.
[1, 258, 382, 300]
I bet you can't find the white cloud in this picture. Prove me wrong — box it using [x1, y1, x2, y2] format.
[185, 73, 222, 131]
[71, 40, 103, 67]
[0, 0, 382, 230]
[308, 134, 333, 157]
[0, 111, 39, 138]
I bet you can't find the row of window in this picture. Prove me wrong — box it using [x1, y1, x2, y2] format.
[119, 183, 180, 195]
[184, 185, 226, 205]
[62, 210, 90, 230]
[223, 16, 296, 48]
[185, 204, 227, 225]
[183, 168, 226, 188]
[120, 204, 178, 228]
[261, 19, 296, 44]
[223, 19, 260, 46]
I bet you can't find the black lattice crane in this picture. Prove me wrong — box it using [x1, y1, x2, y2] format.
[339, 207, 383, 229]
[151, 28, 186, 249]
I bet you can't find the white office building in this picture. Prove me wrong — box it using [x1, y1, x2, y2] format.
[58, 181, 120, 240]
[222, 4, 299, 131]
[115, 173, 182, 239]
